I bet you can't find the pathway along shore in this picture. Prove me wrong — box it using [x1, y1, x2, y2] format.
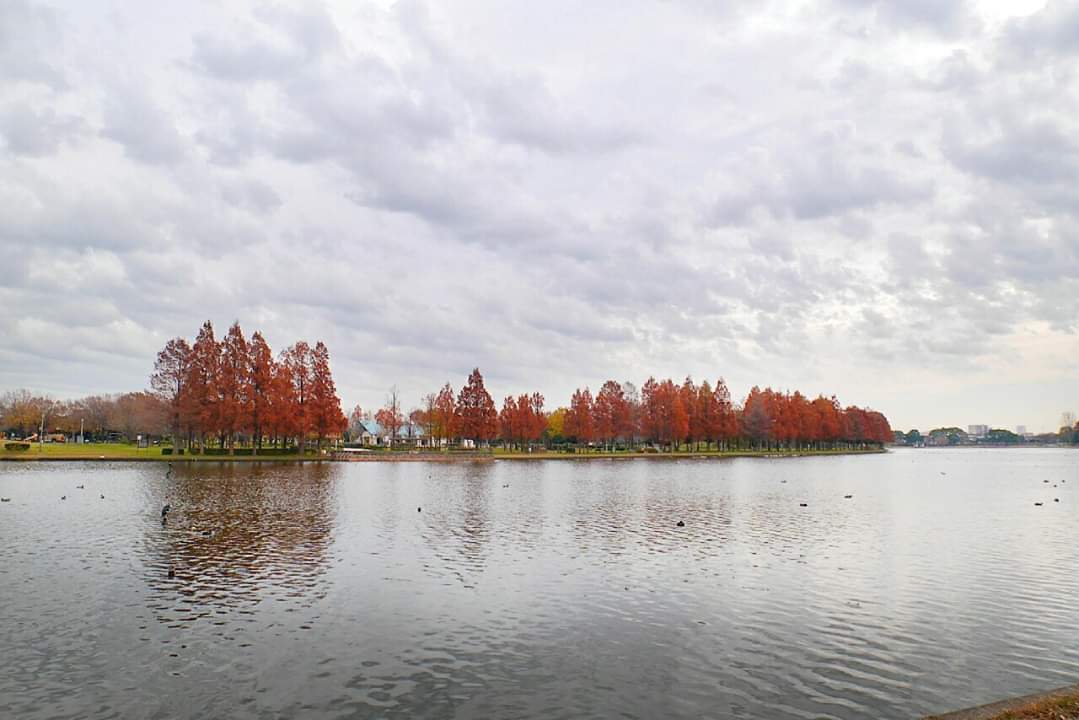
[925, 685, 1079, 720]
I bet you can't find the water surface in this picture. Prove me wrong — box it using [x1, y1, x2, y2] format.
[1, 449, 1077, 718]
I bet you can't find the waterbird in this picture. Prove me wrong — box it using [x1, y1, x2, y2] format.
[1034, 502, 1043, 506]
[161, 503, 171, 519]
[799, 502, 808, 507]
[0, 497, 10, 502]
[76, 485, 84, 489]
[1055, 498, 1060, 503]
[417, 507, 422, 512]
[201, 529, 212, 537]
[676, 520, 685, 527]
[167, 569, 175, 578]
[61, 495, 66, 500]
[100, 494, 105, 499]
[843, 494, 853, 499]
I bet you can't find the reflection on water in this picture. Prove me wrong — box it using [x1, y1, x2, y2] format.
[1, 450, 1078, 719]
[143, 463, 336, 625]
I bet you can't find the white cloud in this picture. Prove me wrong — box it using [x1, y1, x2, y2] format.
[0, 0, 1076, 433]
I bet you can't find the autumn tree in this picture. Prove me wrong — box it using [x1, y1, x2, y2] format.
[280, 341, 312, 451]
[455, 369, 497, 445]
[499, 395, 519, 448]
[432, 383, 456, 446]
[218, 322, 250, 453]
[308, 341, 347, 450]
[593, 380, 628, 450]
[564, 387, 595, 447]
[375, 385, 404, 446]
[184, 321, 221, 449]
[150, 337, 191, 447]
[247, 331, 275, 454]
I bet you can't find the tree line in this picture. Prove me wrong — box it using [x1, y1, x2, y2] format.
[0, 388, 164, 442]
[150, 321, 347, 453]
[359, 369, 893, 452]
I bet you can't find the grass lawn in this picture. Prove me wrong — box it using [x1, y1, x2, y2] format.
[0, 442, 315, 462]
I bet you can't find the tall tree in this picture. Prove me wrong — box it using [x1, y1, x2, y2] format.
[308, 341, 347, 450]
[248, 331, 275, 454]
[184, 321, 220, 449]
[218, 322, 250, 453]
[150, 337, 191, 447]
[455, 369, 497, 444]
[564, 387, 595, 446]
[433, 383, 456, 445]
[593, 380, 627, 450]
[280, 341, 312, 451]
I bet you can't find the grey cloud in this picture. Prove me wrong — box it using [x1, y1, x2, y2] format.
[219, 178, 282, 213]
[100, 86, 187, 165]
[0, 105, 84, 156]
[1003, 2, 1079, 59]
[830, 0, 979, 36]
[943, 117, 1079, 185]
[0, 0, 65, 87]
[1, 0, 1077, 432]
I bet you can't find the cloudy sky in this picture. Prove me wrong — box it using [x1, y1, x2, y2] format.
[1, 0, 1077, 432]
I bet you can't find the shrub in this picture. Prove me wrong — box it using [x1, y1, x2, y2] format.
[161, 448, 173, 456]
[4, 442, 31, 452]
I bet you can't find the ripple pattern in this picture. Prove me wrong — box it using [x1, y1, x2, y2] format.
[1, 449, 1077, 719]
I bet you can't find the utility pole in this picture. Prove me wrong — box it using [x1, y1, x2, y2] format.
[80, 417, 84, 444]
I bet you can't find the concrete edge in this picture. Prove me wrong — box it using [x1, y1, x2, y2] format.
[924, 684, 1079, 719]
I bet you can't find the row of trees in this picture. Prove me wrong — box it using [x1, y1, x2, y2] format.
[363, 370, 891, 451]
[151, 321, 347, 453]
[0, 389, 165, 442]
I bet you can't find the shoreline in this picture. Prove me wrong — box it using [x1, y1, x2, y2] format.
[1, 447, 887, 463]
[925, 684, 1079, 719]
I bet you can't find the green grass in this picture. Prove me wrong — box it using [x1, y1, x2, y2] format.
[0, 442, 320, 462]
[1, 442, 886, 462]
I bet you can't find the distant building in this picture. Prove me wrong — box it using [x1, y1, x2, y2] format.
[1016, 425, 1027, 435]
[968, 424, 988, 438]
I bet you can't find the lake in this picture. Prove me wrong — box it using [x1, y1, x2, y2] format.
[1, 449, 1077, 719]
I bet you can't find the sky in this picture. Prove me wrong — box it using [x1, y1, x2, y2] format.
[1, 0, 1077, 433]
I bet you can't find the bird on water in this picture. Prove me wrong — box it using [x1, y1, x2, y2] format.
[0, 497, 10, 502]
[676, 520, 685, 527]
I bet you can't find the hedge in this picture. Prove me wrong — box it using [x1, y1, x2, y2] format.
[4, 442, 31, 452]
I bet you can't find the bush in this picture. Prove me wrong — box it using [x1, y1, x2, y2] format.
[161, 448, 173, 456]
[4, 442, 31, 452]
